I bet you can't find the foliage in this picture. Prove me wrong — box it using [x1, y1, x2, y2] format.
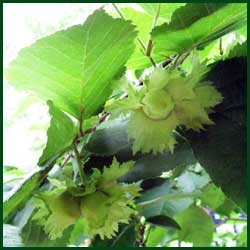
[186, 57, 246, 211]
[174, 205, 214, 247]
[5, 9, 137, 120]
[30, 159, 140, 240]
[3, 3, 247, 247]
[152, 4, 246, 57]
[107, 57, 223, 154]
[38, 101, 78, 166]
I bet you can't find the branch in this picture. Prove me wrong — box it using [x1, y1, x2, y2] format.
[146, 3, 161, 58]
[219, 38, 223, 55]
[62, 112, 109, 182]
[73, 112, 109, 143]
[61, 152, 72, 168]
[112, 3, 156, 68]
[134, 216, 146, 247]
[170, 52, 190, 70]
[79, 106, 85, 136]
[82, 112, 109, 136]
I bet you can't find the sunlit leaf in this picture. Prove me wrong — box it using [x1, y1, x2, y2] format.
[152, 4, 246, 57]
[38, 101, 77, 166]
[6, 9, 137, 120]
[174, 205, 214, 246]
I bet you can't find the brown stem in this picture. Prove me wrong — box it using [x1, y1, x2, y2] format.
[83, 112, 109, 136]
[145, 3, 160, 65]
[73, 112, 109, 144]
[112, 3, 156, 68]
[219, 38, 223, 55]
[61, 153, 72, 168]
[79, 106, 84, 136]
[134, 215, 146, 247]
[146, 38, 153, 57]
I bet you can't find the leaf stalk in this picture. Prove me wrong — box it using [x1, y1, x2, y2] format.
[137, 192, 201, 208]
[73, 143, 86, 183]
[111, 3, 156, 68]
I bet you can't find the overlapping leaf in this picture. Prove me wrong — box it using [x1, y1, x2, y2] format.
[137, 180, 193, 219]
[119, 4, 185, 70]
[152, 4, 247, 57]
[21, 220, 72, 247]
[84, 117, 196, 183]
[174, 206, 214, 247]
[121, 8, 164, 70]
[138, 3, 185, 21]
[199, 183, 233, 212]
[6, 9, 137, 120]
[186, 57, 246, 211]
[226, 41, 247, 60]
[3, 167, 53, 221]
[38, 101, 77, 166]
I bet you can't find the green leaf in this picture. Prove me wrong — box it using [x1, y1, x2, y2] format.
[188, 116, 246, 211]
[69, 218, 87, 246]
[137, 168, 210, 219]
[138, 3, 185, 21]
[110, 224, 135, 247]
[137, 180, 194, 219]
[174, 206, 214, 247]
[3, 224, 23, 247]
[120, 140, 196, 183]
[200, 183, 228, 211]
[3, 167, 53, 221]
[146, 227, 175, 247]
[91, 223, 135, 247]
[6, 9, 137, 120]
[216, 199, 236, 217]
[147, 215, 180, 230]
[226, 41, 247, 60]
[209, 58, 246, 125]
[186, 57, 246, 211]
[85, 118, 130, 156]
[121, 7, 164, 70]
[21, 219, 72, 246]
[120, 4, 185, 70]
[238, 227, 247, 247]
[84, 118, 196, 183]
[177, 170, 210, 193]
[38, 101, 77, 166]
[152, 4, 247, 57]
